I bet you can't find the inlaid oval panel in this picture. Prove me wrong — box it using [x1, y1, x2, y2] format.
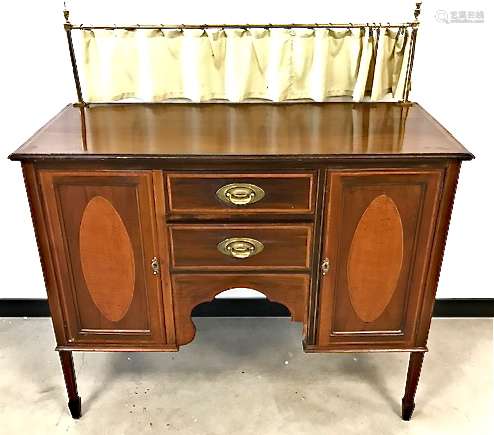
[79, 196, 136, 322]
[347, 194, 404, 323]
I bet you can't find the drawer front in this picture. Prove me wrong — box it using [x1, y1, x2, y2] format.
[166, 173, 315, 216]
[169, 224, 312, 270]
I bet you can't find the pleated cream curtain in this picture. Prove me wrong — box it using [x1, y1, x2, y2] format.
[81, 27, 411, 103]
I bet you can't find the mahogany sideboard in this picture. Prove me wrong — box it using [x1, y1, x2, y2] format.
[9, 102, 473, 420]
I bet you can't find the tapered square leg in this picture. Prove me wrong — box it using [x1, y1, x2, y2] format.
[59, 351, 82, 419]
[401, 352, 425, 421]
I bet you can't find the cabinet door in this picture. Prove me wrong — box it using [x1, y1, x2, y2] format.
[317, 169, 443, 350]
[40, 170, 167, 348]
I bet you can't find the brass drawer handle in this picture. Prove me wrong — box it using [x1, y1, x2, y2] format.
[216, 183, 265, 206]
[217, 237, 264, 259]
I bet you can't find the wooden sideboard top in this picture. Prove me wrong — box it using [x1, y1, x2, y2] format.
[9, 102, 473, 162]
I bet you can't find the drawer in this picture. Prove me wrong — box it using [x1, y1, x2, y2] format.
[166, 173, 315, 216]
[169, 224, 312, 270]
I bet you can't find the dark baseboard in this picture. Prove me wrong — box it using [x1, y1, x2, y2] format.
[431, 299, 494, 318]
[0, 298, 493, 318]
[191, 298, 291, 317]
[0, 299, 52, 317]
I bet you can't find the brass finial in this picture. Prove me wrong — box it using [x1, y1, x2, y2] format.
[63, 1, 72, 30]
[414, 2, 423, 22]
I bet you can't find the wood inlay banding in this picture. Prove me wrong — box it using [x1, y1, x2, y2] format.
[347, 194, 404, 323]
[79, 196, 136, 322]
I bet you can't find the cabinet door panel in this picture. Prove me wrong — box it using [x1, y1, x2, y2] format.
[40, 170, 167, 347]
[317, 170, 443, 349]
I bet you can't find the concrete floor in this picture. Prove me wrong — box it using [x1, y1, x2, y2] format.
[0, 318, 492, 435]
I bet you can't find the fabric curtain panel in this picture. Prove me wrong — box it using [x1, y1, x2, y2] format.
[81, 27, 412, 103]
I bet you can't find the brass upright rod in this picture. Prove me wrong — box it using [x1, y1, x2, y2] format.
[403, 2, 423, 102]
[64, 6, 88, 148]
[404, 27, 419, 102]
[65, 30, 84, 104]
[64, 9, 84, 104]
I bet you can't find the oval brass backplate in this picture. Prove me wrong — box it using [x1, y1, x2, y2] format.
[216, 183, 265, 206]
[217, 237, 264, 259]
